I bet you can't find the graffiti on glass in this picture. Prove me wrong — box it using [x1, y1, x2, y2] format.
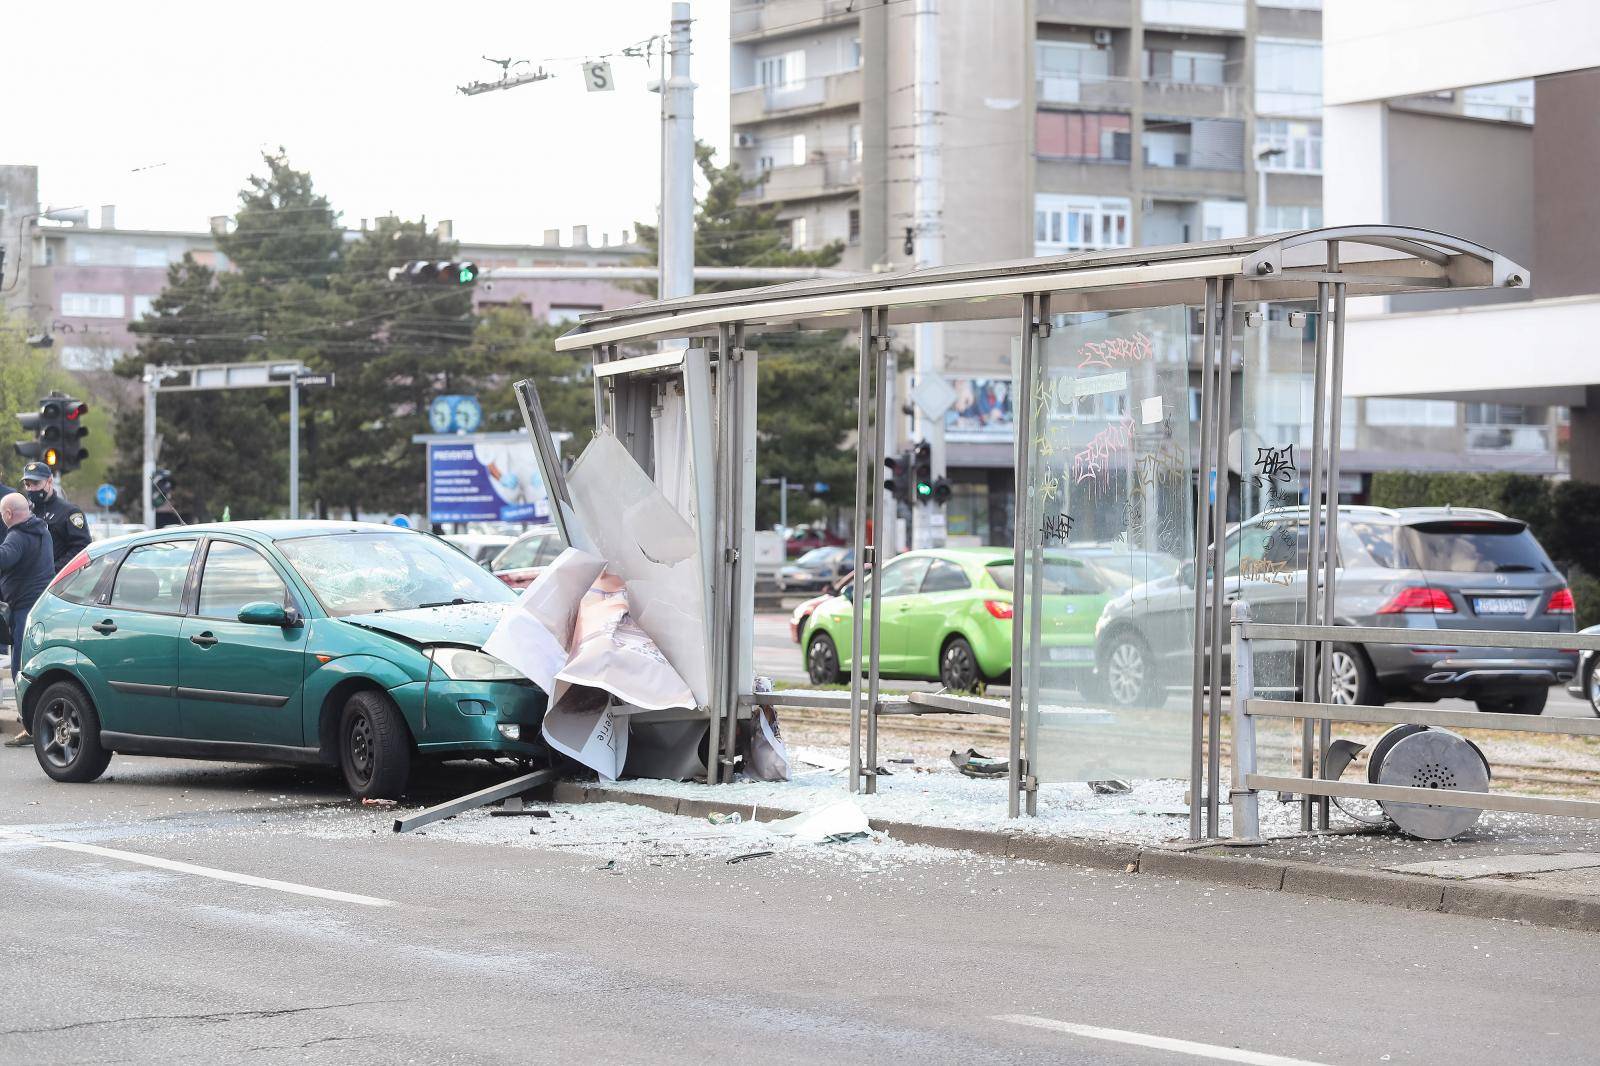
[1070, 416, 1136, 485]
[1076, 331, 1155, 371]
[1039, 512, 1075, 546]
[1252, 444, 1297, 487]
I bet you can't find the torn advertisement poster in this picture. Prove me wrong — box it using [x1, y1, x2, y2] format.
[554, 569, 695, 711]
[566, 432, 710, 706]
[542, 688, 629, 781]
[768, 800, 870, 844]
[743, 706, 790, 782]
[482, 547, 606, 694]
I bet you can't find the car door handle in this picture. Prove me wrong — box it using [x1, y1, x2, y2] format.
[189, 632, 219, 648]
[91, 619, 117, 635]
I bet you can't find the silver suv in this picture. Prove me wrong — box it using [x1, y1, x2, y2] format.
[1093, 505, 1577, 714]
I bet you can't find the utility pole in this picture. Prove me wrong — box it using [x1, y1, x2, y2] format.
[142, 367, 158, 529]
[660, 2, 695, 302]
[912, 0, 946, 549]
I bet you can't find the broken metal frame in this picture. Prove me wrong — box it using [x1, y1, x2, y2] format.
[545, 227, 1531, 839]
[393, 767, 561, 833]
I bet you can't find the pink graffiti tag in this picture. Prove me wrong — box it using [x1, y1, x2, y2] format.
[1070, 416, 1135, 485]
[1076, 331, 1155, 370]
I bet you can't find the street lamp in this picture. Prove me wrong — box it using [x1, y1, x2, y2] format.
[1255, 146, 1287, 235]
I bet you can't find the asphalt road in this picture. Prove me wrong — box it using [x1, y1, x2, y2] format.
[4, 749, 1600, 1065]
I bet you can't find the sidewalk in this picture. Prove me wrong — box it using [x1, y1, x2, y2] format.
[547, 752, 1600, 934]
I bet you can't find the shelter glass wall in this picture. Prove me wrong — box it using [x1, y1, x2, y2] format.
[1019, 306, 1195, 782]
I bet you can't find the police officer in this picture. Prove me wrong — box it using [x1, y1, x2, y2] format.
[19, 462, 90, 573]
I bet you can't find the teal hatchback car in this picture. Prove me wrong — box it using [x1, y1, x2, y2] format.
[14, 521, 549, 799]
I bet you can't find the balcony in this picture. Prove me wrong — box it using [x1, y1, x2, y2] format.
[1142, 79, 1246, 119]
[741, 157, 861, 204]
[732, 0, 857, 40]
[1141, 0, 1245, 31]
[1035, 75, 1134, 110]
[1466, 424, 1554, 454]
[1036, 0, 1132, 25]
[731, 68, 862, 125]
[1140, 165, 1247, 198]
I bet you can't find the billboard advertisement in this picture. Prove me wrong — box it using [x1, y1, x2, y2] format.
[427, 438, 549, 524]
[944, 377, 1014, 439]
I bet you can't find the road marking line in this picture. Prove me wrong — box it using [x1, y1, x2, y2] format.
[993, 1015, 1332, 1066]
[0, 829, 396, 908]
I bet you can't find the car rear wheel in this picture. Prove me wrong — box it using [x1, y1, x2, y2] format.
[33, 681, 113, 784]
[1104, 632, 1159, 708]
[1475, 689, 1547, 716]
[1327, 644, 1382, 707]
[339, 691, 412, 799]
[806, 632, 846, 686]
[939, 636, 982, 693]
[1588, 661, 1600, 717]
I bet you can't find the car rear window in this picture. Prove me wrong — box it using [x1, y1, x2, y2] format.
[987, 559, 1108, 595]
[1400, 521, 1553, 574]
[53, 552, 116, 605]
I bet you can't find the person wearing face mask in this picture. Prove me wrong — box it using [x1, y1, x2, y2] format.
[19, 462, 89, 574]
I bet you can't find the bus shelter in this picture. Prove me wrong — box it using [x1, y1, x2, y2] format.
[527, 227, 1540, 843]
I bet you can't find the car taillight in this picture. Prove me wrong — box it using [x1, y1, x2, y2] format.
[984, 600, 1013, 620]
[1377, 586, 1455, 615]
[1547, 587, 1575, 614]
[47, 549, 90, 590]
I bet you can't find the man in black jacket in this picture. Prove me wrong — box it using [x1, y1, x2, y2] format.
[0, 492, 55, 746]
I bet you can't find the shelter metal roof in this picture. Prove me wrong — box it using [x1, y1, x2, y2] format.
[554, 226, 1528, 352]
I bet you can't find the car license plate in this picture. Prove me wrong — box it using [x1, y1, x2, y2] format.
[1473, 597, 1530, 615]
[1048, 646, 1094, 662]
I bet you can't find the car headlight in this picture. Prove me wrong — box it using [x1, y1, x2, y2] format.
[426, 647, 525, 681]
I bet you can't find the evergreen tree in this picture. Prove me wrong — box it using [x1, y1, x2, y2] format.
[635, 143, 860, 527]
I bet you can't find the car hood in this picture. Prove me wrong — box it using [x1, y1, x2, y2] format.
[340, 601, 511, 649]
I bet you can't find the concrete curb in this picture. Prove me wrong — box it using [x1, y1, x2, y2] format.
[558, 782, 1600, 934]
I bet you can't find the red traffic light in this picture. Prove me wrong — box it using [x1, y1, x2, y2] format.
[65, 401, 87, 421]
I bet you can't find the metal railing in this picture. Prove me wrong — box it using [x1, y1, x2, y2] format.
[1229, 601, 1600, 838]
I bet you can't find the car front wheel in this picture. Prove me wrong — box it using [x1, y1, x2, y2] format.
[33, 680, 113, 784]
[806, 632, 846, 686]
[339, 691, 412, 799]
[1103, 632, 1159, 708]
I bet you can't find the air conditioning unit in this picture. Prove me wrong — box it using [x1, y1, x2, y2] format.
[1093, 28, 1113, 46]
[735, 132, 758, 148]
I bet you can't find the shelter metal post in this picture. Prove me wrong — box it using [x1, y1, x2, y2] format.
[1021, 294, 1052, 817]
[1188, 280, 1218, 841]
[1008, 295, 1038, 818]
[706, 325, 731, 784]
[1319, 244, 1346, 829]
[1230, 600, 1259, 840]
[724, 322, 750, 780]
[865, 307, 890, 795]
[1302, 279, 1331, 830]
[849, 310, 875, 793]
[1206, 277, 1235, 837]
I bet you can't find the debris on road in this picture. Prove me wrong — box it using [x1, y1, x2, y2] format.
[949, 748, 1009, 779]
[361, 797, 398, 809]
[725, 850, 774, 864]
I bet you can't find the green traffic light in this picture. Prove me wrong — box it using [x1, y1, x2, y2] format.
[916, 481, 933, 498]
[457, 264, 478, 284]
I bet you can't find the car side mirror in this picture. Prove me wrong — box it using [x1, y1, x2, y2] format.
[841, 584, 853, 602]
[238, 601, 300, 628]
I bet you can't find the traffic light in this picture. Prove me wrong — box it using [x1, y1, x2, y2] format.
[912, 440, 933, 502]
[388, 260, 480, 285]
[152, 468, 175, 501]
[13, 393, 88, 474]
[884, 449, 912, 506]
[929, 476, 952, 505]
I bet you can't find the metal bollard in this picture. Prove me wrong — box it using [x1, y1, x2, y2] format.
[1230, 600, 1260, 841]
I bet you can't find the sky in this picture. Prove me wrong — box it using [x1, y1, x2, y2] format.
[8, 0, 731, 246]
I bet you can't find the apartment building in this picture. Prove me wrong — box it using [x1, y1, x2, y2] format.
[0, 165, 646, 373]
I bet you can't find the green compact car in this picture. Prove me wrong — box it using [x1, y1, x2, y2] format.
[14, 521, 548, 799]
[799, 547, 1113, 691]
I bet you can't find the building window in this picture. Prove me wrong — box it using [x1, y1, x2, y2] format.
[60, 346, 122, 371]
[1035, 111, 1131, 162]
[1255, 38, 1321, 115]
[850, 37, 862, 69]
[131, 294, 156, 319]
[1464, 403, 1551, 452]
[1034, 194, 1131, 255]
[1143, 48, 1226, 86]
[791, 133, 808, 165]
[1365, 399, 1457, 427]
[847, 208, 861, 245]
[1143, 117, 1244, 170]
[547, 305, 600, 325]
[757, 50, 805, 91]
[133, 246, 170, 268]
[1256, 119, 1322, 173]
[848, 123, 862, 161]
[60, 292, 126, 318]
[790, 217, 808, 249]
[1260, 204, 1323, 233]
[1035, 40, 1112, 103]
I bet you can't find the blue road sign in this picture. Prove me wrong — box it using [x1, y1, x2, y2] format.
[429, 395, 483, 434]
[813, 482, 830, 494]
[95, 483, 117, 508]
[390, 514, 412, 528]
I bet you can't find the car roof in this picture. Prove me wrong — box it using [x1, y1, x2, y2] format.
[88, 520, 423, 554]
[897, 546, 1013, 564]
[1242, 504, 1512, 528]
